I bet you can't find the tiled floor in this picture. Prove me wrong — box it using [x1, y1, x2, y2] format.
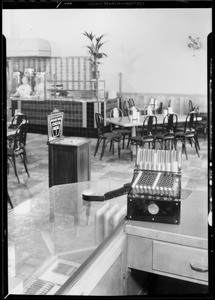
[7, 133, 208, 210]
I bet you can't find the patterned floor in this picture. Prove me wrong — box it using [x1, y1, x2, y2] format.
[7, 133, 208, 210]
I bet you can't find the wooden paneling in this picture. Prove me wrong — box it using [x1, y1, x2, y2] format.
[120, 92, 207, 114]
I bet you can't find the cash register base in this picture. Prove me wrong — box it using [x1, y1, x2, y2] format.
[126, 169, 181, 225]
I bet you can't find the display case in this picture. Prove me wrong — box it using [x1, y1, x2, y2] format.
[7, 178, 208, 296]
[8, 179, 128, 295]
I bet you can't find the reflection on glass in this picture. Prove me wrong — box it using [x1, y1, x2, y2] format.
[8, 179, 128, 295]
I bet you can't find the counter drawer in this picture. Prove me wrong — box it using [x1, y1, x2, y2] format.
[153, 241, 208, 282]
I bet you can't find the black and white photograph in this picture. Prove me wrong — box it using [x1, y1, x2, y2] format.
[1, 0, 213, 298]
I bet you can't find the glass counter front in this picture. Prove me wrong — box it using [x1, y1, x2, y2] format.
[8, 179, 128, 295]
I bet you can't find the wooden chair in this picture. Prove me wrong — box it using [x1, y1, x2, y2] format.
[94, 113, 122, 160]
[175, 112, 200, 160]
[156, 113, 178, 150]
[128, 98, 135, 107]
[7, 121, 30, 183]
[130, 115, 157, 161]
[188, 100, 207, 141]
[122, 100, 130, 116]
[109, 108, 131, 149]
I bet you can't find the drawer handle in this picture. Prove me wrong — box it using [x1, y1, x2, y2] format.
[190, 262, 208, 273]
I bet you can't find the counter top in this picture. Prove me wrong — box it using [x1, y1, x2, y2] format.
[7, 179, 208, 295]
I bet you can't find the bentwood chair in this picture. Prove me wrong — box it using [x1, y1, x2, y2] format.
[156, 113, 178, 150]
[188, 100, 207, 141]
[94, 113, 122, 160]
[156, 102, 163, 114]
[109, 108, 131, 149]
[197, 114, 207, 141]
[128, 98, 135, 107]
[7, 121, 30, 183]
[122, 100, 130, 116]
[175, 112, 200, 160]
[8, 113, 28, 129]
[130, 115, 157, 161]
[7, 191, 14, 209]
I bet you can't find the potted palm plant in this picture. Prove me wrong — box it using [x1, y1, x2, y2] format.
[83, 31, 107, 101]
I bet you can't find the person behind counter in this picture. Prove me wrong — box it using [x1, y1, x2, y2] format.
[11, 76, 32, 99]
[32, 76, 45, 100]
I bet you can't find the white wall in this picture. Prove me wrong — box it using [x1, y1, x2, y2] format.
[3, 8, 212, 94]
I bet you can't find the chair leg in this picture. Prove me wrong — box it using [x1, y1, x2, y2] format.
[118, 140, 121, 158]
[174, 139, 177, 150]
[7, 191, 13, 209]
[130, 143, 133, 161]
[122, 135, 125, 149]
[193, 137, 200, 158]
[21, 152, 30, 178]
[183, 139, 188, 160]
[94, 138, 101, 157]
[11, 155, 20, 183]
[112, 142, 115, 155]
[100, 138, 107, 160]
[204, 125, 207, 140]
[195, 134, 200, 150]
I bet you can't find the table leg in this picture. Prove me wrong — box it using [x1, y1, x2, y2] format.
[131, 126, 137, 155]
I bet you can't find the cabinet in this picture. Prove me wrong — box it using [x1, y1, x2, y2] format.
[48, 137, 91, 187]
[127, 236, 208, 285]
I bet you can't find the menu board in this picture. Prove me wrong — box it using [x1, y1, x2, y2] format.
[47, 112, 64, 141]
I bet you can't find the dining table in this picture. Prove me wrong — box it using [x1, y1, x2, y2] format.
[106, 114, 202, 155]
[106, 114, 202, 137]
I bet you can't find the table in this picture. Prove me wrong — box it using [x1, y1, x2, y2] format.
[106, 114, 202, 137]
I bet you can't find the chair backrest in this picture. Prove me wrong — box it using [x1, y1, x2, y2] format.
[110, 107, 123, 121]
[156, 102, 163, 114]
[189, 100, 195, 112]
[122, 100, 130, 116]
[128, 98, 135, 108]
[141, 115, 157, 137]
[17, 114, 28, 127]
[8, 113, 28, 129]
[184, 112, 198, 133]
[95, 113, 105, 136]
[12, 122, 28, 150]
[162, 113, 178, 133]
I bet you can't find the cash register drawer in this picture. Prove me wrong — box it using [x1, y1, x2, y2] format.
[153, 241, 208, 282]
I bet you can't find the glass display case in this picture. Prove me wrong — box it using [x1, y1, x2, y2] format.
[10, 69, 46, 101]
[8, 179, 128, 295]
